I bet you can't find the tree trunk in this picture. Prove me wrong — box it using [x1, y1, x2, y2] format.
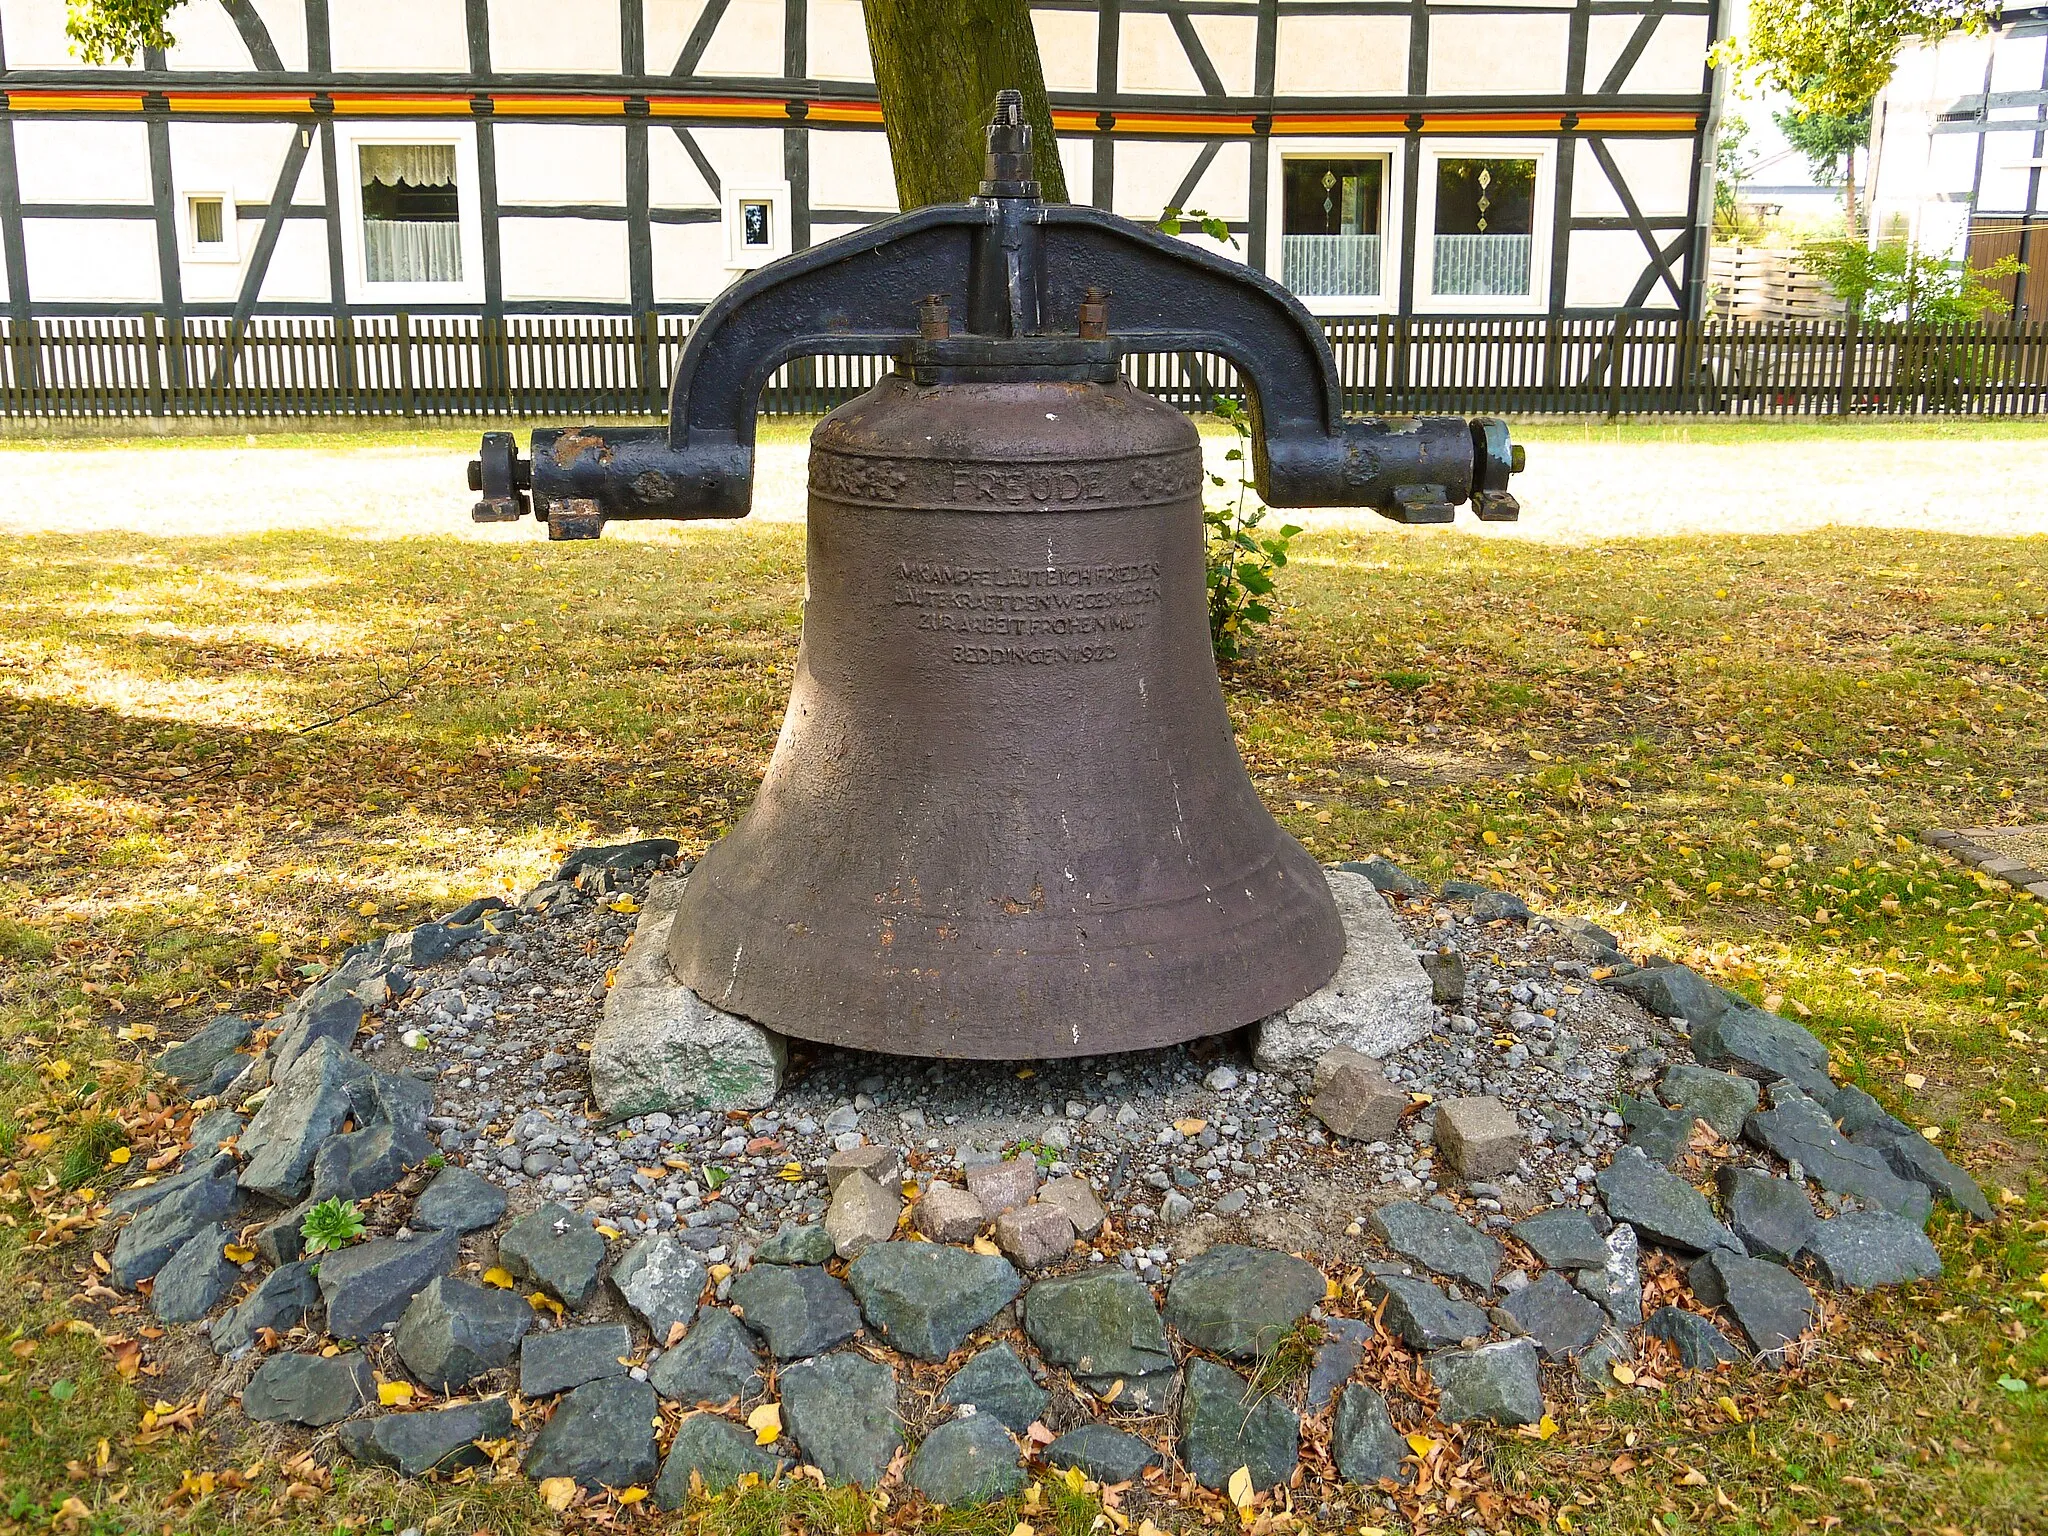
[863, 0, 1069, 209]
[1843, 145, 1859, 239]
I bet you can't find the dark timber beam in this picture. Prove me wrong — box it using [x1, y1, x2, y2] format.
[222, 0, 285, 72]
[1585, 136, 1684, 307]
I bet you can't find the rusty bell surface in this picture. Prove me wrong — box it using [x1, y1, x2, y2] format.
[664, 372, 1346, 1058]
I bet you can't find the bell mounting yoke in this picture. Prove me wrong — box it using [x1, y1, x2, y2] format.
[470, 91, 1525, 538]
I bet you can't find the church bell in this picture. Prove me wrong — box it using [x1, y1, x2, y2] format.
[468, 92, 1523, 1060]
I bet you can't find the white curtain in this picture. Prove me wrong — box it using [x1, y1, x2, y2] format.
[364, 221, 463, 283]
[360, 143, 457, 189]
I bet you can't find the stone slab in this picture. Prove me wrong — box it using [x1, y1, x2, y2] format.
[590, 896, 786, 1116]
[1253, 872, 1434, 1075]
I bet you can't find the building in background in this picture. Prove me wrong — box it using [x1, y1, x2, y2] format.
[1867, 1, 2047, 319]
[0, 0, 1726, 327]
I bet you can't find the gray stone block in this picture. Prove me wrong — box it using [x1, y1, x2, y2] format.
[1435, 1097, 1522, 1180]
[590, 899, 785, 1116]
[1253, 872, 1434, 1074]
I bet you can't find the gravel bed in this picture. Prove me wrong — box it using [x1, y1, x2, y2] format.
[369, 859, 1702, 1280]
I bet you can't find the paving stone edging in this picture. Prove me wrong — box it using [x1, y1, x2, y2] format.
[1922, 827, 2048, 904]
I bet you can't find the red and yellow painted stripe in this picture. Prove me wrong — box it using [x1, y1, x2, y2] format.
[0, 85, 1698, 138]
[327, 92, 474, 116]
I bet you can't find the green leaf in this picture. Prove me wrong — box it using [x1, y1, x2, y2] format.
[48, 1378, 75, 1403]
[1997, 1375, 2029, 1393]
[1279, 524, 1303, 537]
[1244, 603, 1272, 624]
[1223, 447, 1243, 461]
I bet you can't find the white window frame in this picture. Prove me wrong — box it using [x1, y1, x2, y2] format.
[179, 189, 239, 263]
[724, 181, 792, 270]
[1415, 138, 1554, 315]
[1263, 137, 1404, 315]
[334, 122, 485, 306]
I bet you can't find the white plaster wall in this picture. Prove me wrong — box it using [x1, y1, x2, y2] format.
[1112, 140, 1249, 223]
[693, 0, 782, 77]
[810, 130, 896, 211]
[646, 0, 709, 70]
[1056, 134, 1092, 204]
[809, 221, 870, 247]
[491, 0, 619, 71]
[652, 219, 727, 302]
[649, 131, 719, 207]
[1119, 13, 1201, 94]
[1429, 14, 1567, 95]
[24, 219, 159, 302]
[163, 0, 309, 70]
[1978, 134, 2040, 213]
[1274, 16, 1408, 96]
[15, 121, 153, 204]
[168, 121, 295, 210]
[499, 218, 631, 302]
[1191, 12, 1258, 96]
[1563, 228, 1654, 309]
[494, 124, 628, 206]
[690, 127, 785, 187]
[255, 220, 331, 304]
[1032, 8, 1098, 93]
[1990, 33, 2046, 93]
[808, 0, 873, 82]
[1583, 14, 1709, 95]
[331, 0, 469, 71]
[0, 0, 125, 69]
[1930, 32, 1994, 100]
[1571, 138, 1696, 218]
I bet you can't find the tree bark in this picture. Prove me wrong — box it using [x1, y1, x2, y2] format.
[862, 0, 1069, 209]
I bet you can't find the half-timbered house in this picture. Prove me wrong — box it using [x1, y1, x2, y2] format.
[1867, 1, 2047, 321]
[0, 0, 1726, 331]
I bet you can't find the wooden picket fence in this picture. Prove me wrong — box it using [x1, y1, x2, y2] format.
[3, 311, 2046, 420]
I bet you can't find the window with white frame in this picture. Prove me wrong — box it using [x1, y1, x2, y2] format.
[184, 192, 237, 262]
[359, 143, 463, 285]
[1424, 151, 1545, 306]
[1281, 156, 1388, 300]
[724, 182, 792, 269]
[1266, 139, 1402, 312]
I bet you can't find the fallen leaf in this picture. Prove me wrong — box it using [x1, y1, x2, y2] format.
[539, 1476, 578, 1512]
[1405, 1433, 1437, 1460]
[378, 1381, 413, 1407]
[223, 1244, 255, 1265]
[1680, 1468, 1709, 1487]
[616, 1486, 648, 1505]
[1904, 1073, 1926, 1091]
[747, 1402, 781, 1446]
[1611, 1361, 1637, 1385]
[1717, 1395, 1743, 1423]
[1226, 1465, 1254, 1510]
[528, 1291, 565, 1321]
[481, 1267, 515, 1289]
[971, 1236, 1002, 1257]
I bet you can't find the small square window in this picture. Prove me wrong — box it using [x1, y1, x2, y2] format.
[723, 183, 791, 270]
[191, 197, 225, 247]
[183, 192, 238, 262]
[740, 199, 773, 249]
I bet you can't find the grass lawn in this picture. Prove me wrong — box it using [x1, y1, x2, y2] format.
[0, 421, 2044, 1535]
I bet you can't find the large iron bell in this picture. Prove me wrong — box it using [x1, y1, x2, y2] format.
[666, 369, 1345, 1058]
